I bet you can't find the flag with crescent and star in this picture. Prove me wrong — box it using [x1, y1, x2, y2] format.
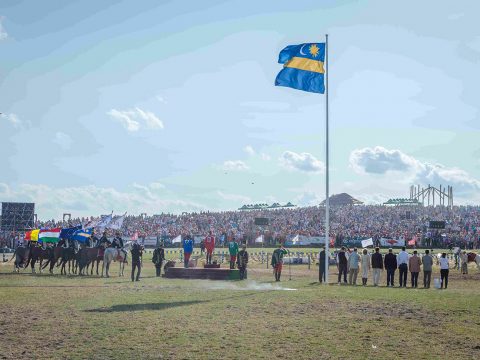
[275, 43, 326, 94]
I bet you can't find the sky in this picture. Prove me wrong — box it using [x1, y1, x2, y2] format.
[1, 0, 480, 219]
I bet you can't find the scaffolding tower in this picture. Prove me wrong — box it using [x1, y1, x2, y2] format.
[409, 184, 453, 208]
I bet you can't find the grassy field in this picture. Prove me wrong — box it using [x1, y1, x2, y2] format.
[1, 251, 480, 360]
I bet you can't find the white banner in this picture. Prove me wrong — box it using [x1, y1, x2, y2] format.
[361, 238, 374, 248]
[379, 238, 405, 247]
[255, 235, 264, 243]
[287, 235, 326, 245]
[172, 235, 182, 244]
[107, 213, 126, 230]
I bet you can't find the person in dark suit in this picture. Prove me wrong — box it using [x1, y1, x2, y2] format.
[236, 245, 249, 280]
[371, 247, 383, 286]
[319, 247, 326, 283]
[130, 242, 143, 282]
[384, 248, 397, 287]
[152, 243, 165, 277]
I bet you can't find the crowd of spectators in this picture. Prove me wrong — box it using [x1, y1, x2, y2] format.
[1, 205, 479, 249]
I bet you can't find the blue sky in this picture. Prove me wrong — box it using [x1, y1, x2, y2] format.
[1, 0, 479, 219]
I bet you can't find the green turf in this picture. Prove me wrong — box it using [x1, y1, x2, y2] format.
[1, 254, 479, 360]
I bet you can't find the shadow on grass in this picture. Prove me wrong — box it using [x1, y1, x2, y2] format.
[84, 293, 258, 313]
[85, 300, 209, 313]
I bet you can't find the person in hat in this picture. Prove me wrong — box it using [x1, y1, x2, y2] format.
[152, 242, 165, 277]
[271, 244, 288, 281]
[237, 244, 249, 280]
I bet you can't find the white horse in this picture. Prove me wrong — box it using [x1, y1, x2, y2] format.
[102, 243, 130, 277]
[473, 254, 480, 270]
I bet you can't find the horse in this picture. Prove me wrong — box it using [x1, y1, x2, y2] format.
[28, 246, 53, 273]
[41, 242, 65, 274]
[102, 246, 129, 278]
[467, 252, 480, 270]
[76, 247, 101, 275]
[59, 247, 76, 275]
[11, 246, 30, 272]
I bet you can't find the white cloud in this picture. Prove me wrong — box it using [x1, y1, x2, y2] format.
[279, 151, 325, 173]
[244, 145, 255, 156]
[260, 153, 271, 161]
[156, 95, 167, 104]
[107, 109, 140, 132]
[1, 113, 23, 129]
[295, 191, 322, 206]
[134, 107, 164, 129]
[149, 182, 165, 190]
[223, 160, 249, 171]
[0, 17, 7, 41]
[54, 132, 72, 150]
[217, 191, 251, 204]
[349, 146, 417, 174]
[349, 146, 480, 195]
[0, 182, 205, 219]
[107, 107, 163, 132]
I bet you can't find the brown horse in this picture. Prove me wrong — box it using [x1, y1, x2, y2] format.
[27, 246, 52, 273]
[59, 247, 76, 275]
[41, 244, 64, 274]
[11, 246, 30, 272]
[77, 247, 101, 275]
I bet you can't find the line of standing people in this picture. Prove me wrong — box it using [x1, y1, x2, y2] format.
[338, 246, 450, 289]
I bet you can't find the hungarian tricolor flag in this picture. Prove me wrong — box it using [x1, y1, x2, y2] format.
[39, 228, 61, 243]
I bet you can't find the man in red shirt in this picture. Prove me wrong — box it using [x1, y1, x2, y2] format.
[204, 230, 215, 265]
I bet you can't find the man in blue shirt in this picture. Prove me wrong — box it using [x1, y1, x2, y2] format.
[182, 235, 194, 268]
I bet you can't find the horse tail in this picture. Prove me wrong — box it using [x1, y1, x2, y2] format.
[24, 252, 32, 268]
[9, 249, 17, 262]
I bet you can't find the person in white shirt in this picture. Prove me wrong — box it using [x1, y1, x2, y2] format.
[397, 246, 409, 287]
[439, 252, 449, 289]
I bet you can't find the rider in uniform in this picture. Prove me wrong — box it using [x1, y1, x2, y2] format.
[111, 231, 126, 259]
[99, 231, 111, 247]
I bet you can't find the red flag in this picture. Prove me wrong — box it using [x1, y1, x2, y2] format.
[408, 239, 416, 246]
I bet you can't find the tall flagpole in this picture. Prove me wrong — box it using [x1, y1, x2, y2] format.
[324, 33, 330, 284]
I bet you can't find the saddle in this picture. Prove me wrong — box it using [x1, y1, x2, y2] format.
[115, 249, 126, 262]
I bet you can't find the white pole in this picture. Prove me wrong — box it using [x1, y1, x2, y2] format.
[324, 34, 330, 284]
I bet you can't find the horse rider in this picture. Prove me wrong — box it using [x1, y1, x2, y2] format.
[99, 231, 110, 247]
[111, 231, 127, 259]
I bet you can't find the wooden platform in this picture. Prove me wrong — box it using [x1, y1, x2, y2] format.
[163, 267, 240, 280]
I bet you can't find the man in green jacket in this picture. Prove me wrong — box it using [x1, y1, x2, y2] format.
[271, 244, 288, 281]
[228, 238, 239, 269]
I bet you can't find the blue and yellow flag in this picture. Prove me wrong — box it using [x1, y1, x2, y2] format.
[275, 43, 325, 94]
